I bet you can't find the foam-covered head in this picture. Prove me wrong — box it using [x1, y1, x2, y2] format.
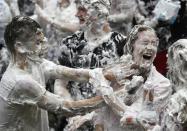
[75, 0, 110, 10]
[124, 25, 158, 71]
[75, 0, 111, 25]
[4, 16, 45, 57]
[167, 39, 187, 89]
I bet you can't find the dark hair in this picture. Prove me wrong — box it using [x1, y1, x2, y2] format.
[123, 25, 157, 55]
[4, 16, 41, 55]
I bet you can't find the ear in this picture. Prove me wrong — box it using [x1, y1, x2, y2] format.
[15, 41, 26, 54]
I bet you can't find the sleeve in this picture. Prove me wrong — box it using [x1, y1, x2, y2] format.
[10, 77, 47, 105]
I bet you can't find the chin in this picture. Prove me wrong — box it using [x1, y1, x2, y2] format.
[139, 60, 153, 73]
[140, 62, 152, 69]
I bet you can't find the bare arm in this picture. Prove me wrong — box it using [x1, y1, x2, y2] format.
[14, 78, 104, 117]
[50, 64, 90, 82]
[101, 93, 128, 117]
[5, 0, 20, 16]
[51, 18, 79, 32]
[38, 91, 104, 117]
[42, 59, 90, 82]
[64, 87, 133, 131]
[35, 4, 79, 32]
[35, 0, 44, 8]
[65, 111, 97, 131]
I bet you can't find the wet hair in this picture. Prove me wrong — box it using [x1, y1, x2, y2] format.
[123, 25, 157, 55]
[75, 0, 111, 13]
[4, 16, 41, 55]
[167, 39, 187, 89]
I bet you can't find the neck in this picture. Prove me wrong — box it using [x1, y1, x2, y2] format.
[13, 52, 41, 70]
[13, 53, 28, 70]
[140, 67, 151, 82]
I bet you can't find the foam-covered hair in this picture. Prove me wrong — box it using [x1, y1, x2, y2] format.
[123, 25, 157, 55]
[75, 0, 111, 15]
[167, 39, 187, 90]
[4, 16, 41, 55]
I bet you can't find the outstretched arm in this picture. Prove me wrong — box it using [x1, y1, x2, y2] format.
[13, 78, 104, 117]
[38, 91, 104, 116]
[35, 4, 79, 32]
[49, 64, 91, 82]
[5, 0, 20, 16]
[43, 54, 140, 84]
[42, 60, 91, 82]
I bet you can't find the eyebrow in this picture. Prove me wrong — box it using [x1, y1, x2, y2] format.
[141, 39, 158, 42]
[141, 40, 149, 42]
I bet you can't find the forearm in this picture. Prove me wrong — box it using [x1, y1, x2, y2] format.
[6, 0, 20, 16]
[102, 94, 128, 117]
[35, 4, 78, 32]
[52, 65, 90, 82]
[37, 91, 104, 117]
[52, 19, 79, 32]
[35, 0, 44, 8]
[65, 111, 97, 130]
[35, 4, 53, 24]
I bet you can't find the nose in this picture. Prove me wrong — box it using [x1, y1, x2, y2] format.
[146, 43, 157, 50]
[145, 45, 154, 50]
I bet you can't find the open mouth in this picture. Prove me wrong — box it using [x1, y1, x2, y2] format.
[143, 54, 152, 60]
[79, 18, 85, 24]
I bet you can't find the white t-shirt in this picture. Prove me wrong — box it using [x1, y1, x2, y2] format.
[0, 59, 56, 131]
